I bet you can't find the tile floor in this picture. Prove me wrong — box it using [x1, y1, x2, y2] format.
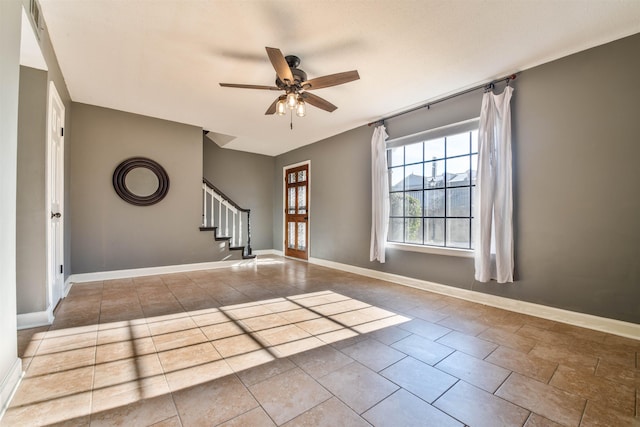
[3, 256, 639, 426]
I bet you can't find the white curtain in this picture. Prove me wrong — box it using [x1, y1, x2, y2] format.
[370, 125, 389, 263]
[474, 86, 514, 283]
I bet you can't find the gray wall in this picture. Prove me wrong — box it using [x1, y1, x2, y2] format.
[203, 138, 275, 250]
[16, 66, 48, 314]
[70, 104, 228, 274]
[274, 33, 640, 324]
[0, 0, 21, 409]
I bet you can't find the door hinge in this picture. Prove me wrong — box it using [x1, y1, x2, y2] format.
[61, 127, 64, 137]
[60, 265, 63, 274]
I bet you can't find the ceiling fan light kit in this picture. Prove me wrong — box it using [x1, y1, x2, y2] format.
[220, 47, 359, 127]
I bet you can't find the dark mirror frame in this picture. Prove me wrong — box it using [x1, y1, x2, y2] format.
[112, 157, 169, 206]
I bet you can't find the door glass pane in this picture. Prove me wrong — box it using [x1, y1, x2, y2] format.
[424, 189, 444, 217]
[288, 222, 295, 249]
[390, 192, 404, 216]
[424, 137, 445, 161]
[298, 185, 306, 214]
[404, 163, 423, 190]
[404, 191, 422, 217]
[298, 170, 306, 182]
[446, 132, 470, 157]
[388, 218, 403, 242]
[446, 155, 471, 187]
[405, 218, 423, 244]
[297, 222, 306, 250]
[424, 159, 444, 188]
[447, 219, 470, 248]
[405, 142, 423, 164]
[424, 218, 444, 246]
[447, 187, 471, 217]
[471, 154, 478, 185]
[288, 172, 296, 184]
[288, 187, 296, 214]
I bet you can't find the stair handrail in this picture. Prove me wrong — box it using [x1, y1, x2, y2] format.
[202, 178, 252, 255]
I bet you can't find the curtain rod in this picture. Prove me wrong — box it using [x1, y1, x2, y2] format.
[367, 73, 517, 127]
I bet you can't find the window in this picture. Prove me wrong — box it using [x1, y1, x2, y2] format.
[387, 119, 478, 250]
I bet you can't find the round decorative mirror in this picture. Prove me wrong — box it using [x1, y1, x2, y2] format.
[112, 157, 169, 206]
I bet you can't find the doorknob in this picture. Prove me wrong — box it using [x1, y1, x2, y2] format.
[51, 212, 61, 219]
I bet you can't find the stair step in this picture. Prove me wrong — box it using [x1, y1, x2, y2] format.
[199, 226, 216, 231]
[242, 254, 257, 259]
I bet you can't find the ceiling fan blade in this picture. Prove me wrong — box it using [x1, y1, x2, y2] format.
[219, 83, 280, 91]
[266, 47, 294, 85]
[302, 70, 360, 90]
[302, 92, 338, 112]
[265, 97, 279, 115]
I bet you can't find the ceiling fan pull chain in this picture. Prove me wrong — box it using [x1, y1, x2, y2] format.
[290, 109, 293, 130]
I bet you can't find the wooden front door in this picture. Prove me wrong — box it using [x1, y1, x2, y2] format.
[284, 164, 309, 260]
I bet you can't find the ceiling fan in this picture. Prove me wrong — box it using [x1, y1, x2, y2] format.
[219, 47, 360, 118]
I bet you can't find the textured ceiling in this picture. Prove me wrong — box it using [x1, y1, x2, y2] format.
[38, 0, 640, 156]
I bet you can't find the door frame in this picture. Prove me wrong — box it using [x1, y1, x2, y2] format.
[282, 160, 310, 260]
[46, 80, 65, 311]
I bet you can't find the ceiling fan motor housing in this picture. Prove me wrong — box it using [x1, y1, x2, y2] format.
[275, 55, 307, 90]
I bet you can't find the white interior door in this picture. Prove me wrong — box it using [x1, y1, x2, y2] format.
[47, 81, 64, 310]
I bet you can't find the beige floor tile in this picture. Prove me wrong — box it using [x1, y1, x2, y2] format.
[17, 326, 49, 358]
[149, 415, 182, 426]
[549, 364, 636, 415]
[381, 356, 457, 403]
[90, 394, 177, 427]
[366, 325, 412, 345]
[219, 407, 276, 427]
[239, 312, 292, 332]
[173, 374, 258, 425]
[290, 345, 354, 379]
[285, 396, 370, 427]
[91, 374, 171, 414]
[157, 342, 222, 373]
[255, 324, 312, 347]
[189, 309, 230, 327]
[391, 334, 454, 365]
[397, 318, 451, 340]
[523, 413, 565, 427]
[435, 380, 529, 427]
[225, 348, 277, 372]
[46, 414, 91, 426]
[26, 346, 95, 377]
[579, 400, 640, 427]
[147, 316, 197, 336]
[278, 308, 321, 323]
[250, 367, 332, 425]
[93, 353, 164, 389]
[318, 362, 398, 414]
[478, 326, 537, 353]
[11, 366, 94, 407]
[296, 317, 343, 335]
[96, 324, 151, 345]
[529, 342, 599, 373]
[437, 314, 491, 336]
[211, 332, 265, 358]
[236, 357, 296, 386]
[486, 345, 558, 383]
[341, 338, 405, 372]
[436, 330, 498, 359]
[407, 305, 449, 323]
[95, 336, 157, 364]
[1, 391, 92, 427]
[151, 327, 208, 352]
[164, 359, 234, 392]
[365, 389, 463, 427]
[37, 330, 97, 355]
[435, 350, 510, 393]
[271, 336, 326, 358]
[495, 373, 585, 427]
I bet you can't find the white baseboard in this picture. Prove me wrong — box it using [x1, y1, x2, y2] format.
[16, 305, 54, 330]
[253, 249, 283, 256]
[67, 258, 258, 284]
[0, 358, 23, 421]
[308, 257, 640, 340]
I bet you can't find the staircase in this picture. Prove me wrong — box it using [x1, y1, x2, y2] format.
[201, 178, 255, 259]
